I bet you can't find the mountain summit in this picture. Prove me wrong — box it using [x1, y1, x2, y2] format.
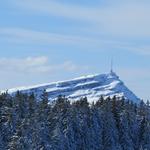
[6, 71, 140, 103]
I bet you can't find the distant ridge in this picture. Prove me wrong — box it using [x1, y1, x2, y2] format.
[5, 71, 140, 103]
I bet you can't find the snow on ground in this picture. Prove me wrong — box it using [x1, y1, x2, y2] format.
[3, 71, 140, 103]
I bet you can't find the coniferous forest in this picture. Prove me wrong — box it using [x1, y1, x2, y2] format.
[0, 91, 150, 150]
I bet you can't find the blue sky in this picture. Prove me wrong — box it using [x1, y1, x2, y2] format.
[0, 0, 150, 100]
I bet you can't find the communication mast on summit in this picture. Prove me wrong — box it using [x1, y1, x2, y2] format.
[110, 58, 113, 73]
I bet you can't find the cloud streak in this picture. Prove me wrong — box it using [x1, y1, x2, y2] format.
[0, 56, 49, 73]
[2, 0, 149, 56]
[0, 27, 127, 49]
[10, 0, 150, 37]
[0, 27, 150, 56]
[0, 27, 99, 45]
[0, 56, 90, 90]
[0, 56, 89, 74]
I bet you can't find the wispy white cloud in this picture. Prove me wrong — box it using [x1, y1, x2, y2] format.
[0, 27, 97, 45]
[4, 0, 150, 56]
[0, 56, 49, 73]
[10, 0, 150, 37]
[11, 0, 97, 22]
[0, 56, 91, 90]
[0, 56, 89, 74]
[1, 27, 150, 56]
[115, 44, 150, 56]
[0, 27, 126, 49]
[1, 0, 150, 99]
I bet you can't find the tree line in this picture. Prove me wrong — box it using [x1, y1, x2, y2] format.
[0, 90, 150, 150]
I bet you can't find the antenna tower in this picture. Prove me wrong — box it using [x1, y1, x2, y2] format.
[111, 58, 113, 73]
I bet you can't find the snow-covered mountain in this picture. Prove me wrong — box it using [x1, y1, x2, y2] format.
[6, 71, 140, 103]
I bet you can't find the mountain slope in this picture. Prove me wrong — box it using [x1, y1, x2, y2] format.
[6, 71, 140, 103]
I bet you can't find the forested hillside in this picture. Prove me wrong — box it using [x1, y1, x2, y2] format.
[0, 91, 150, 150]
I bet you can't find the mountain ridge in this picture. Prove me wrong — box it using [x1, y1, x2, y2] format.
[4, 71, 140, 103]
